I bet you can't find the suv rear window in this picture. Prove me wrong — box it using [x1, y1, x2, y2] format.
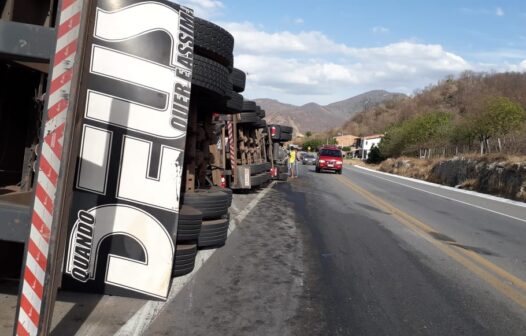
[319, 149, 342, 157]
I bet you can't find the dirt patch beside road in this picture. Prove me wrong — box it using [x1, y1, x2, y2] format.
[144, 184, 312, 336]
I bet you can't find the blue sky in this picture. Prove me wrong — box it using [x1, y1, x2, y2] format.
[178, 0, 526, 105]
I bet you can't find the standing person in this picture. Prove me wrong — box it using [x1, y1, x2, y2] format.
[288, 147, 296, 178]
[294, 148, 300, 177]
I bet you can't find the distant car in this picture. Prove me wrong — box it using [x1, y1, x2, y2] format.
[302, 153, 316, 165]
[315, 146, 343, 174]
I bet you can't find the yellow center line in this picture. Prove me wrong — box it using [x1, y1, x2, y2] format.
[336, 174, 526, 310]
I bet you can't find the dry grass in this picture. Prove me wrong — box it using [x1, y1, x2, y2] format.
[378, 157, 439, 180]
[458, 178, 479, 190]
[344, 158, 371, 167]
[453, 153, 526, 165]
[377, 155, 526, 203]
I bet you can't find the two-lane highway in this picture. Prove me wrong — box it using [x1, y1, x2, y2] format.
[286, 163, 526, 335]
[132, 163, 526, 335]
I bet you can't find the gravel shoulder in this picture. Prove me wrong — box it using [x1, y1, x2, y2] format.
[144, 183, 321, 335]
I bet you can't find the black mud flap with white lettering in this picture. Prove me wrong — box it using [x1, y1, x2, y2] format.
[61, 0, 194, 300]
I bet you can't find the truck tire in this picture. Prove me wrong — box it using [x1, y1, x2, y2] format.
[172, 243, 197, 277]
[280, 125, 293, 134]
[183, 188, 232, 219]
[177, 205, 202, 242]
[198, 216, 229, 248]
[230, 68, 246, 92]
[192, 54, 230, 98]
[280, 132, 293, 142]
[242, 100, 257, 112]
[254, 119, 267, 129]
[256, 109, 266, 118]
[250, 172, 271, 187]
[237, 112, 260, 124]
[270, 125, 292, 141]
[250, 162, 272, 175]
[275, 125, 293, 141]
[246, 119, 266, 129]
[194, 17, 234, 68]
[225, 91, 243, 113]
[278, 172, 288, 181]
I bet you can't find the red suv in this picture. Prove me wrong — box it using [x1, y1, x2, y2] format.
[315, 146, 343, 174]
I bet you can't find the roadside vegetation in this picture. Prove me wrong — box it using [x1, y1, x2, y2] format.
[299, 132, 338, 151]
[377, 155, 526, 202]
[342, 71, 526, 202]
[343, 71, 526, 159]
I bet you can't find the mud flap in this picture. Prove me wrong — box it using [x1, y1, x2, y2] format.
[60, 0, 195, 300]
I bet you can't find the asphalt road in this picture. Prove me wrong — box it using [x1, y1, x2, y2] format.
[294, 164, 526, 335]
[140, 163, 526, 335]
[5, 163, 526, 335]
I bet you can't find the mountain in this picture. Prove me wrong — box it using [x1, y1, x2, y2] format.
[255, 90, 406, 135]
[340, 72, 526, 138]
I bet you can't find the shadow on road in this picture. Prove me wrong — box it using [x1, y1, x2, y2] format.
[50, 291, 103, 336]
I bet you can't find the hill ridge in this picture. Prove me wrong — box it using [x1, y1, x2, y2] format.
[255, 90, 406, 135]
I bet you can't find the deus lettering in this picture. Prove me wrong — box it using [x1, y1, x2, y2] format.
[65, 1, 194, 299]
[71, 211, 95, 282]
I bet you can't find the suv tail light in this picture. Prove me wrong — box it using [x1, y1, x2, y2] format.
[220, 175, 226, 188]
[271, 126, 276, 136]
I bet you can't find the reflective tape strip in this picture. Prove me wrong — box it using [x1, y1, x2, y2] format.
[227, 121, 236, 172]
[17, 309, 37, 336]
[16, 1, 84, 334]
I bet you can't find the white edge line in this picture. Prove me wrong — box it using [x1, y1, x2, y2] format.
[348, 165, 526, 224]
[113, 181, 277, 336]
[350, 165, 526, 208]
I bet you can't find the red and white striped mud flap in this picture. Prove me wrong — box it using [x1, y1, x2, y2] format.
[15, 0, 85, 335]
[227, 120, 236, 173]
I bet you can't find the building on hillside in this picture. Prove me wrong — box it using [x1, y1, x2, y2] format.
[355, 134, 384, 159]
[334, 134, 359, 148]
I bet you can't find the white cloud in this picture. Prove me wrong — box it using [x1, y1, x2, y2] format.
[477, 59, 526, 72]
[496, 7, 505, 16]
[174, 0, 223, 18]
[222, 22, 352, 55]
[158, 7, 522, 105]
[372, 26, 390, 34]
[226, 23, 473, 104]
[235, 44, 472, 104]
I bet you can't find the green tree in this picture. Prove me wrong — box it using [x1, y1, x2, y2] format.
[378, 123, 406, 157]
[378, 111, 453, 158]
[367, 146, 384, 164]
[469, 96, 526, 153]
[302, 139, 324, 151]
[449, 121, 476, 151]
